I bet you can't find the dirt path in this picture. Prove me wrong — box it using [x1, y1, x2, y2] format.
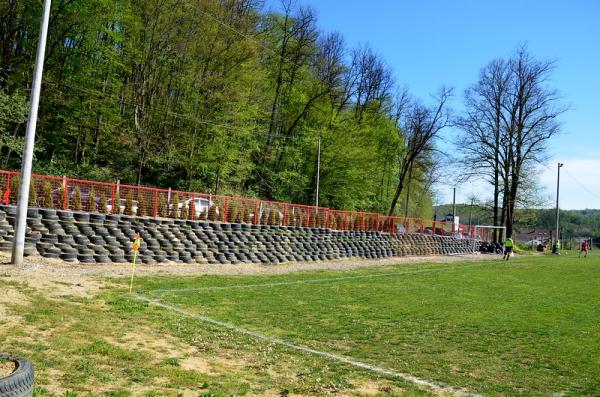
[0, 251, 499, 299]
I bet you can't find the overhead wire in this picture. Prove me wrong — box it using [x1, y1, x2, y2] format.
[541, 162, 600, 204]
[562, 167, 600, 203]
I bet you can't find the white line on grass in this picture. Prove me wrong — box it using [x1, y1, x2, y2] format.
[149, 261, 497, 294]
[132, 293, 484, 397]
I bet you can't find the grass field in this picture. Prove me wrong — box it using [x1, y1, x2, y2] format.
[2, 253, 600, 396]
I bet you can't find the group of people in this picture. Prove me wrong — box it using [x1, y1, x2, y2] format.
[500, 237, 591, 260]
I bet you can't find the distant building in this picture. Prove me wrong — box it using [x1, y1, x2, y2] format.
[515, 228, 553, 244]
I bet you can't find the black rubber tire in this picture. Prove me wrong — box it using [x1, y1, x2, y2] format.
[0, 353, 34, 397]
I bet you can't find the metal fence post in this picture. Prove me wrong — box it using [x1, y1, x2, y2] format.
[62, 177, 68, 210]
[153, 189, 158, 218]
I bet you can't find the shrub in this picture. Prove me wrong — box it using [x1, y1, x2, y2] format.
[180, 199, 188, 220]
[9, 175, 19, 204]
[207, 204, 217, 221]
[138, 193, 147, 217]
[228, 203, 238, 223]
[157, 194, 167, 218]
[199, 206, 208, 220]
[170, 193, 179, 218]
[28, 181, 38, 206]
[188, 198, 196, 221]
[99, 192, 108, 213]
[72, 187, 82, 211]
[243, 206, 252, 224]
[58, 185, 67, 209]
[88, 186, 97, 212]
[124, 191, 134, 215]
[113, 191, 121, 214]
[329, 214, 337, 230]
[268, 208, 278, 225]
[43, 182, 54, 208]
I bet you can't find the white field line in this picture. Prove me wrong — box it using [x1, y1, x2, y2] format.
[132, 294, 484, 397]
[148, 261, 497, 295]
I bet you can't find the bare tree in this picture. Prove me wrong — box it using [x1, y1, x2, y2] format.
[349, 45, 394, 122]
[456, 59, 510, 240]
[458, 46, 566, 238]
[501, 47, 565, 237]
[388, 87, 452, 215]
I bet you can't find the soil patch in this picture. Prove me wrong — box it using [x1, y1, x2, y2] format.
[0, 359, 15, 379]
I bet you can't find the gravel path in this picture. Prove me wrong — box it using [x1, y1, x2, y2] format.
[0, 252, 500, 297]
[0, 252, 496, 279]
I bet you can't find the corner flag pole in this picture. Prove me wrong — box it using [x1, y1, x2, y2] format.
[12, 0, 52, 265]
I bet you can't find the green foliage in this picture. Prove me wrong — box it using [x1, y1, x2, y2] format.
[188, 198, 196, 221]
[9, 175, 19, 204]
[113, 191, 121, 214]
[59, 186, 67, 209]
[180, 200, 188, 220]
[124, 191, 134, 216]
[0, 0, 435, 218]
[137, 193, 147, 217]
[43, 182, 54, 208]
[208, 204, 218, 222]
[243, 206, 252, 224]
[99, 192, 108, 214]
[28, 181, 38, 206]
[88, 186, 97, 212]
[157, 194, 167, 218]
[198, 205, 208, 221]
[170, 194, 179, 218]
[72, 187, 82, 211]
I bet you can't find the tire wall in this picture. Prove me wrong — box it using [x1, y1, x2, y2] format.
[0, 206, 479, 265]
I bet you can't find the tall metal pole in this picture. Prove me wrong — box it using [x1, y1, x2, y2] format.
[468, 197, 474, 235]
[452, 187, 456, 232]
[315, 136, 321, 208]
[555, 162, 564, 245]
[11, 0, 52, 265]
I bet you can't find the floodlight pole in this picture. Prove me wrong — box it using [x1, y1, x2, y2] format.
[452, 187, 456, 232]
[554, 162, 564, 245]
[11, 0, 52, 265]
[315, 136, 321, 208]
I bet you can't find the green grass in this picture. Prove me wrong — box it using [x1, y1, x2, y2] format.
[134, 254, 600, 396]
[2, 253, 600, 396]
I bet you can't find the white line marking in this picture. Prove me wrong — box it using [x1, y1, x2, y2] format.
[149, 261, 498, 294]
[132, 294, 484, 397]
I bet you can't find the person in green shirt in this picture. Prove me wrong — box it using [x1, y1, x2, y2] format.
[503, 237, 514, 260]
[554, 239, 561, 255]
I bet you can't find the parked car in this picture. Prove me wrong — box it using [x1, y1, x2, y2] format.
[50, 186, 91, 204]
[177, 197, 217, 218]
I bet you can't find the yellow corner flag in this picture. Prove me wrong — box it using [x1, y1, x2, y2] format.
[129, 233, 142, 293]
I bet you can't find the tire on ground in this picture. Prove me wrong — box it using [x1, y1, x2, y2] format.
[0, 353, 34, 397]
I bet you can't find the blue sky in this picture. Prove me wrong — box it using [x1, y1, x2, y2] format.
[264, 0, 600, 209]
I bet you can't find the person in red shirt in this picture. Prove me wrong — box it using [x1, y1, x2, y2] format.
[579, 240, 589, 258]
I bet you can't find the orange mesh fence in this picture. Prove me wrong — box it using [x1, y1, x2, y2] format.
[0, 170, 487, 239]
